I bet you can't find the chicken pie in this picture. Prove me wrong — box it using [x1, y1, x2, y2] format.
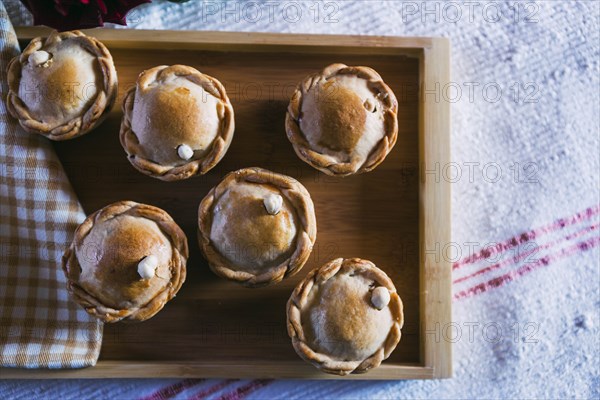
[6, 30, 118, 140]
[287, 258, 403, 375]
[286, 63, 398, 176]
[62, 201, 188, 323]
[198, 167, 316, 287]
[120, 65, 234, 181]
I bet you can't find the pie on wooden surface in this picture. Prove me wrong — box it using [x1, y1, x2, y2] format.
[287, 257, 403, 375]
[198, 167, 317, 288]
[62, 201, 188, 323]
[6, 30, 117, 140]
[120, 65, 234, 181]
[286, 63, 398, 176]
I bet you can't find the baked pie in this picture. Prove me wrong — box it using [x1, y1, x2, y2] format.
[198, 167, 317, 287]
[6, 30, 117, 140]
[120, 65, 234, 181]
[287, 258, 403, 375]
[62, 201, 188, 323]
[286, 63, 398, 176]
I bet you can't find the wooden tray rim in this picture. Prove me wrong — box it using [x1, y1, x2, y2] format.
[2, 27, 451, 380]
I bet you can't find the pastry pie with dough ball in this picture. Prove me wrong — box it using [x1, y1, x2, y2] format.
[120, 65, 234, 181]
[286, 63, 398, 176]
[6, 30, 118, 140]
[62, 201, 188, 323]
[287, 258, 403, 375]
[198, 167, 317, 288]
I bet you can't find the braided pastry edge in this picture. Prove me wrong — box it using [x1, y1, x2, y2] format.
[286, 257, 404, 375]
[119, 65, 235, 181]
[6, 30, 118, 141]
[197, 167, 317, 288]
[285, 63, 398, 176]
[62, 201, 188, 323]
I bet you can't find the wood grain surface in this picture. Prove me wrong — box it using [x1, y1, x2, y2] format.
[5, 28, 450, 380]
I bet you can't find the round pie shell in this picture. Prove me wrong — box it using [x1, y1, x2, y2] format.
[120, 65, 235, 181]
[198, 167, 317, 288]
[285, 63, 398, 176]
[6, 30, 118, 141]
[62, 201, 188, 323]
[286, 257, 404, 375]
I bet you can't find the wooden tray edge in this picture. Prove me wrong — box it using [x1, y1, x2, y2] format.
[0, 361, 435, 380]
[419, 37, 452, 378]
[15, 27, 434, 55]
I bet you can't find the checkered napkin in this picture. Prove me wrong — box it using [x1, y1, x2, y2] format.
[0, 3, 102, 368]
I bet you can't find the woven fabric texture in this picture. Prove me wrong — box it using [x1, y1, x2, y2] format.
[0, 1, 102, 369]
[0, 0, 598, 398]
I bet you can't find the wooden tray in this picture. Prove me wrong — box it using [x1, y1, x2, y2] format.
[6, 27, 451, 380]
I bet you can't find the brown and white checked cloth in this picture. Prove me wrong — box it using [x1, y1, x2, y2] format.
[0, 3, 102, 368]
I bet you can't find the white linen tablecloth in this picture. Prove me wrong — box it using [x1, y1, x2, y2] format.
[1, 0, 598, 398]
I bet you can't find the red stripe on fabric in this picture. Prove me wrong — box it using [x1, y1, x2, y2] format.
[215, 379, 273, 400]
[452, 205, 599, 271]
[188, 380, 235, 400]
[454, 236, 600, 300]
[453, 224, 598, 284]
[139, 379, 204, 400]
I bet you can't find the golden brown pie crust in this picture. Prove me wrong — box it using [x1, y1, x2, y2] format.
[120, 65, 235, 181]
[198, 167, 317, 288]
[6, 30, 117, 140]
[287, 258, 403, 375]
[62, 201, 188, 323]
[286, 63, 398, 176]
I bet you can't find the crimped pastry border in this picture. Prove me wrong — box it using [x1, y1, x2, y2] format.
[62, 201, 188, 323]
[120, 65, 235, 181]
[198, 167, 317, 288]
[285, 63, 398, 176]
[286, 258, 404, 375]
[6, 30, 118, 141]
